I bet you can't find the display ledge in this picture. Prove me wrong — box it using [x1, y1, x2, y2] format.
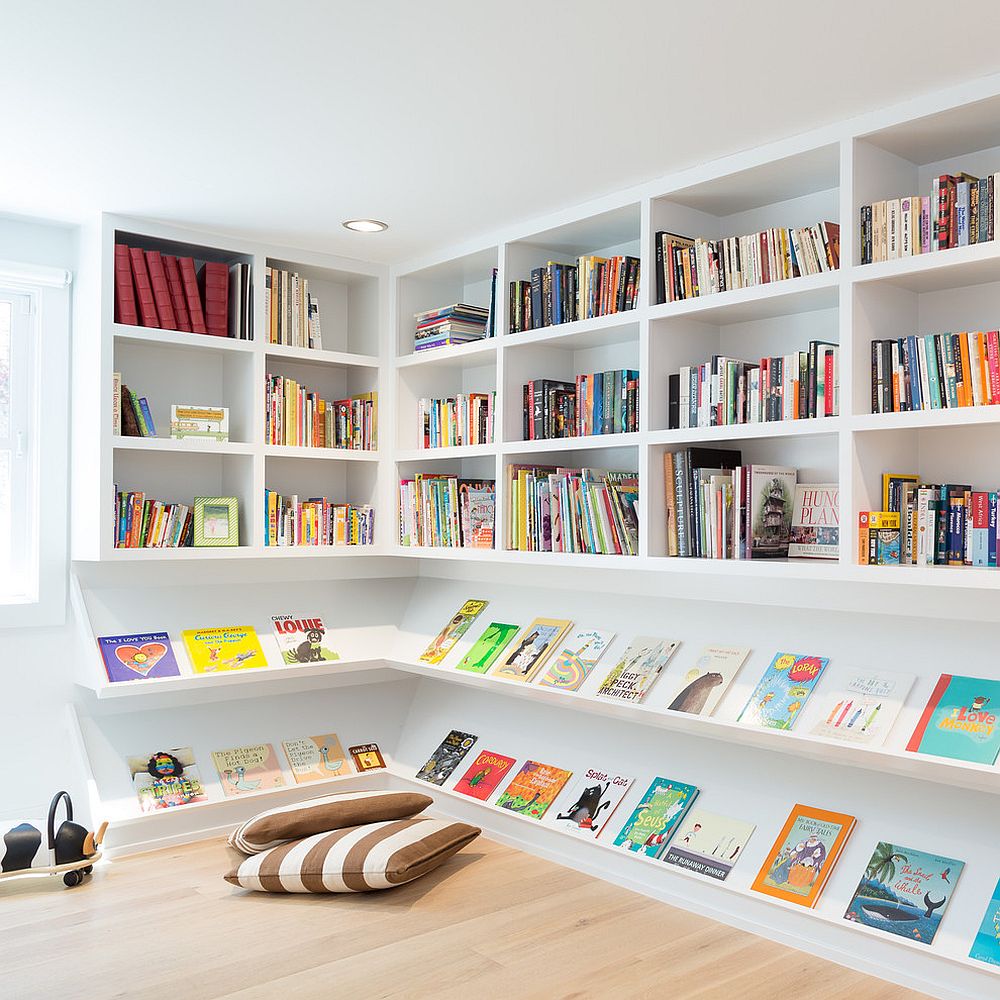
[91, 546, 387, 562]
[113, 436, 255, 456]
[395, 443, 498, 462]
[396, 339, 498, 369]
[850, 407, 1000, 432]
[501, 431, 639, 455]
[502, 310, 639, 351]
[647, 417, 840, 446]
[384, 656, 1000, 797]
[263, 343, 380, 368]
[263, 445, 381, 461]
[112, 322, 256, 354]
[849, 239, 1000, 293]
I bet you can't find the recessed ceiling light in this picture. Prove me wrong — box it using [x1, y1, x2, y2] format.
[342, 219, 388, 233]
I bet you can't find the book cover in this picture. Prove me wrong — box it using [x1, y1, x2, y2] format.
[970, 877, 1000, 966]
[787, 483, 839, 559]
[282, 733, 351, 783]
[751, 804, 856, 907]
[181, 626, 268, 673]
[454, 749, 517, 801]
[414, 729, 478, 785]
[455, 622, 520, 674]
[97, 632, 181, 683]
[749, 465, 797, 558]
[663, 645, 751, 716]
[595, 637, 681, 704]
[845, 842, 964, 944]
[495, 760, 572, 820]
[271, 614, 340, 664]
[490, 617, 572, 683]
[212, 743, 286, 797]
[127, 747, 206, 813]
[349, 743, 386, 772]
[663, 809, 756, 881]
[550, 767, 634, 839]
[419, 599, 489, 664]
[905, 674, 1000, 765]
[536, 627, 616, 691]
[612, 776, 699, 858]
[738, 652, 829, 731]
[811, 669, 915, 746]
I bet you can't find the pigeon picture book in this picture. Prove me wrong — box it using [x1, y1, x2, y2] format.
[663, 809, 756, 882]
[494, 760, 572, 820]
[738, 651, 829, 731]
[662, 645, 751, 716]
[453, 749, 517, 801]
[536, 627, 616, 691]
[98, 632, 181, 683]
[905, 673, 1000, 765]
[612, 776, 699, 858]
[549, 767, 634, 839]
[811, 668, 914, 746]
[212, 743, 286, 797]
[282, 733, 351, 783]
[414, 730, 478, 785]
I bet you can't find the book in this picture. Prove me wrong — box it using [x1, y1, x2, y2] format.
[905, 674, 1000, 764]
[738, 652, 829, 730]
[265, 375, 378, 450]
[349, 743, 386, 771]
[970, 877, 1000, 966]
[844, 842, 964, 944]
[663, 809, 756, 881]
[612, 776, 699, 858]
[399, 475, 495, 549]
[177, 256, 208, 334]
[97, 632, 181, 683]
[271, 614, 340, 664]
[521, 371, 640, 440]
[264, 491, 375, 548]
[455, 622, 520, 674]
[746, 465, 797, 558]
[419, 392, 495, 448]
[595, 637, 680, 704]
[113, 489, 192, 548]
[550, 768, 634, 839]
[113, 245, 138, 326]
[490, 617, 572, 683]
[453, 750, 517, 801]
[787, 484, 839, 559]
[414, 730, 478, 785]
[181, 626, 268, 673]
[494, 760, 572, 820]
[662, 645, 750, 716]
[200, 261, 229, 338]
[414, 303, 489, 350]
[127, 747, 206, 812]
[664, 447, 741, 558]
[419, 599, 489, 664]
[751, 804, 856, 907]
[169, 404, 228, 442]
[282, 733, 351, 783]
[212, 743, 286, 797]
[536, 627, 616, 691]
[810, 669, 915, 746]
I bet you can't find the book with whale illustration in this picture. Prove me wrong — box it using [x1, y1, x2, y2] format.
[810, 668, 914, 746]
[905, 673, 1000, 765]
[549, 767, 634, 839]
[98, 632, 181, 683]
[662, 645, 751, 717]
[844, 842, 964, 944]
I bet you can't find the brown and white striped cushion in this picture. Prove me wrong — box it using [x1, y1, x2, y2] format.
[224, 818, 480, 892]
[227, 789, 432, 855]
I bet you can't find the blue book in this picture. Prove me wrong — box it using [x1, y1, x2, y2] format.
[990, 492, 998, 567]
[907, 673, 1000, 764]
[970, 878, 1000, 966]
[738, 652, 830, 731]
[138, 397, 157, 437]
[612, 776, 699, 858]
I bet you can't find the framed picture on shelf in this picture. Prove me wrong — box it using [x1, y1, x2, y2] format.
[193, 496, 239, 547]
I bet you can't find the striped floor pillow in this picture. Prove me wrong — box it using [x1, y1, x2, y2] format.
[224, 817, 481, 892]
[227, 789, 433, 855]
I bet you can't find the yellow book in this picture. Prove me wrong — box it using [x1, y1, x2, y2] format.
[491, 617, 572, 683]
[182, 626, 268, 673]
[419, 599, 489, 664]
[518, 469, 529, 551]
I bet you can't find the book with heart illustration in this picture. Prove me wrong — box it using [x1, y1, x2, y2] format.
[98, 632, 182, 682]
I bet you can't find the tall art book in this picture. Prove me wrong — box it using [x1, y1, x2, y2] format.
[738, 652, 829, 730]
[596, 637, 680, 704]
[613, 776, 698, 858]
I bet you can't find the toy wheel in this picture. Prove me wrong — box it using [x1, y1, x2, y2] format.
[81, 866, 93, 875]
[63, 871, 82, 887]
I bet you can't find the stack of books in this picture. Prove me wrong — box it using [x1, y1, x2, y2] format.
[522, 370, 639, 440]
[418, 393, 494, 448]
[114, 489, 192, 548]
[264, 266, 323, 348]
[263, 491, 374, 546]
[265, 376, 377, 450]
[654, 224, 839, 303]
[398, 475, 495, 548]
[414, 303, 489, 352]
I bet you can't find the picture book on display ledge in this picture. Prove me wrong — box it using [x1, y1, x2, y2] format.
[844, 842, 964, 945]
[536, 627, 616, 691]
[662, 645, 750, 716]
[550, 767, 634, 839]
[127, 747, 207, 812]
[738, 651, 829, 730]
[494, 760, 572, 820]
[415, 730, 478, 786]
[663, 809, 756, 881]
[613, 776, 698, 858]
[906, 673, 1000, 765]
[271, 615, 340, 664]
[490, 618, 572, 683]
[970, 877, 1000, 967]
[349, 743, 387, 772]
[98, 632, 181, 683]
[181, 626, 268, 673]
[596, 637, 681, 704]
[811, 668, 914, 746]
[420, 599, 489, 664]
[212, 744, 286, 797]
[283, 733, 351, 783]
[456, 622, 520, 674]
[454, 750, 517, 801]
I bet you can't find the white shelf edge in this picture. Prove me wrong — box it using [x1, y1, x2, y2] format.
[113, 323, 256, 353]
[501, 310, 640, 349]
[647, 418, 841, 446]
[263, 343, 380, 368]
[112, 436, 255, 456]
[263, 445, 381, 462]
[396, 339, 499, 369]
[395, 444, 498, 462]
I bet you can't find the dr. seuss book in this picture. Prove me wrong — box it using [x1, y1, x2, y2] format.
[612, 776, 699, 858]
[663, 645, 751, 716]
[490, 617, 572, 683]
[844, 842, 964, 944]
[97, 632, 181, 683]
[271, 615, 339, 664]
[181, 626, 268, 673]
[811, 669, 914, 746]
[787, 483, 839, 559]
[282, 733, 351, 783]
[454, 749, 516, 801]
[494, 760, 572, 820]
[414, 730, 478, 785]
[127, 747, 206, 812]
[212, 743, 286, 797]
[419, 599, 489, 664]
[536, 627, 616, 691]
[349, 743, 386, 772]
[663, 809, 756, 881]
[970, 878, 1000, 966]
[550, 768, 634, 839]
[596, 637, 680, 704]
[905, 674, 1000, 765]
[751, 804, 855, 907]
[456, 622, 520, 674]
[738, 651, 829, 731]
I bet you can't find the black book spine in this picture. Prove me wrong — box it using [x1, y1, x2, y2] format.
[655, 233, 665, 304]
[530, 268, 543, 330]
[668, 373, 680, 430]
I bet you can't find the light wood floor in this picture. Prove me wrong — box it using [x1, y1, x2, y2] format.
[0, 836, 927, 1000]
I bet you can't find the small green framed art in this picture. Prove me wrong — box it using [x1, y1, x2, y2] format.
[193, 496, 239, 547]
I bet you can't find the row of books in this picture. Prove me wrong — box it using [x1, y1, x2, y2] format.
[668, 343, 839, 430]
[414, 302, 490, 352]
[870, 331, 1000, 413]
[114, 375, 157, 437]
[522, 370, 639, 441]
[859, 173, 999, 264]
[506, 466, 639, 555]
[114, 242, 249, 339]
[264, 376, 377, 450]
[654, 223, 840, 303]
[508, 255, 640, 333]
[398, 475, 495, 548]
[264, 266, 323, 349]
[418, 392, 495, 449]
[114, 490, 192, 548]
[263, 491, 374, 547]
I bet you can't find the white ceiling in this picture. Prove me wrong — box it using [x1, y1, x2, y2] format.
[4, 1, 1000, 265]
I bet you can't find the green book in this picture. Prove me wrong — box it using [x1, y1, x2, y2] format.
[456, 622, 520, 674]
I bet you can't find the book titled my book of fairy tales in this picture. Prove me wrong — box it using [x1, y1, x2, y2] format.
[181, 626, 267, 673]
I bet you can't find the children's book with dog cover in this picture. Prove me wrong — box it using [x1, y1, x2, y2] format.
[271, 615, 340, 663]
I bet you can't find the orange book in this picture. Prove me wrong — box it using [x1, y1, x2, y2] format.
[958, 332, 972, 407]
[976, 330, 990, 405]
[751, 803, 856, 908]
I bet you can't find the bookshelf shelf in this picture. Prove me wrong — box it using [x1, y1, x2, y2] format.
[646, 418, 841, 447]
[263, 343, 380, 368]
[112, 436, 255, 456]
[395, 338, 498, 369]
[395, 444, 497, 462]
[503, 311, 639, 351]
[850, 240, 1000, 292]
[850, 408, 1000, 432]
[502, 431, 639, 454]
[262, 444, 381, 462]
[113, 322, 256, 354]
